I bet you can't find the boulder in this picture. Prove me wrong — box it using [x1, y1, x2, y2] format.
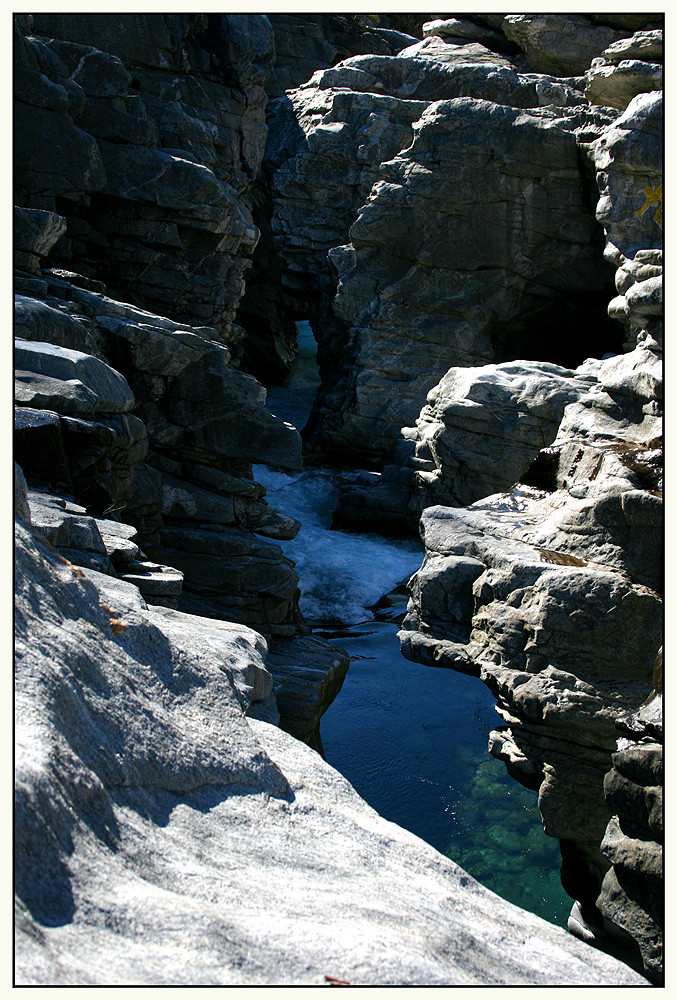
[15, 339, 135, 414]
[502, 15, 623, 76]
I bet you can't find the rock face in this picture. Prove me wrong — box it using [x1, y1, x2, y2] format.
[336, 359, 602, 534]
[14, 11, 664, 986]
[13, 14, 342, 670]
[597, 664, 663, 984]
[14, 521, 647, 986]
[398, 85, 663, 979]
[15, 13, 273, 347]
[245, 35, 624, 464]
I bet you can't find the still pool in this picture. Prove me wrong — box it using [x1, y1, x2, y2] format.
[318, 610, 572, 929]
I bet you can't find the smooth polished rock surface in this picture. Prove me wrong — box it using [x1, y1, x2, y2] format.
[14, 523, 647, 986]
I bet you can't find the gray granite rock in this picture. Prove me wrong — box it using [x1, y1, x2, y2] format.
[15, 14, 274, 345]
[502, 15, 623, 76]
[14, 207, 66, 273]
[337, 359, 601, 533]
[313, 97, 616, 462]
[15, 339, 135, 414]
[14, 522, 647, 986]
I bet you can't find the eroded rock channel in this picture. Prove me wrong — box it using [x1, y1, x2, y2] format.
[14, 13, 662, 986]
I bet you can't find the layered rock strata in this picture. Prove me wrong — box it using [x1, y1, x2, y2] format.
[14, 519, 647, 986]
[399, 88, 663, 977]
[13, 14, 347, 715]
[15, 13, 273, 348]
[249, 36, 622, 464]
[597, 662, 663, 984]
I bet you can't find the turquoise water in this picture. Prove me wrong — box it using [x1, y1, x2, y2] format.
[261, 320, 572, 929]
[318, 609, 571, 929]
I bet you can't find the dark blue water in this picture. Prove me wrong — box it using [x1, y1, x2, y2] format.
[260, 321, 572, 929]
[318, 610, 571, 928]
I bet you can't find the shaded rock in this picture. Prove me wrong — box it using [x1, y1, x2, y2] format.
[15, 14, 275, 344]
[597, 683, 663, 983]
[160, 472, 235, 525]
[312, 97, 617, 462]
[398, 36, 515, 68]
[423, 18, 512, 53]
[14, 522, 647, 985]
[14, 296, 103, 357]
[14, 207, 66, 273]
[265, 634, 350, 751]
[502, 15, 622, 77]
[265, 13, 417, 98]
[14, 464, 32, 525]
[15, 339, 135, 415]
[14, 407, 74, 495]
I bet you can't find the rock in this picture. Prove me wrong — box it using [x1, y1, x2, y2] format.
[117, 558, 183, 607]
[14, 296, 102, 357]
[502, 15, 623, 76]
[265, 13, 417, 98]
[585, 59, 662, 112]
[160, 472, 236, 525]
[14, 407, 74, 495]
[14, 464, 32, 525]
[15, 14, 275, 344]
[14, 207, 66, 273]
[423, 18, 512, 53]
[597, 679, 663, 983]
[398, 36, 515, 68]
[337, 359, 600, 533]
[13, 262, 304, 633]
[14, 339, 136, 415]
[310, 97, 617, 462]
[240, 45, 590, 385]
[15, 369, 102, 417]
[14, 522, 647, 985]
[27, 491, 107, 554]
[603, 30, 663, 65]
[594, 93, 662, 260]
[265, 634, 349, 751]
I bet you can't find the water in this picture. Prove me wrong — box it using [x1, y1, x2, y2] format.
[258, 321, 571, 928]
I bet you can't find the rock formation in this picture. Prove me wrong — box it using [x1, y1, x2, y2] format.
[13, 14, 347, 733]
[14, 11, 663, 985]
[396, 82, 663, 981]
[14, 517, 647, 986]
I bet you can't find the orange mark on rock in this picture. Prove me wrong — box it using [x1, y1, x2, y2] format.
[99, 600, 127, 634]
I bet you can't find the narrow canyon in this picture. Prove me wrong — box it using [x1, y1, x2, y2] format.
[14, 13, 662, 986]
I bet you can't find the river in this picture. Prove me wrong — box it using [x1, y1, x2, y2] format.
[255, 321, 571, 928]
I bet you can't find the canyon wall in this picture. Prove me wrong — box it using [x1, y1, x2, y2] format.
[14, 12, 662, 985]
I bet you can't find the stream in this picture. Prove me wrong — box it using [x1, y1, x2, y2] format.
[256, 322, 572, 928]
